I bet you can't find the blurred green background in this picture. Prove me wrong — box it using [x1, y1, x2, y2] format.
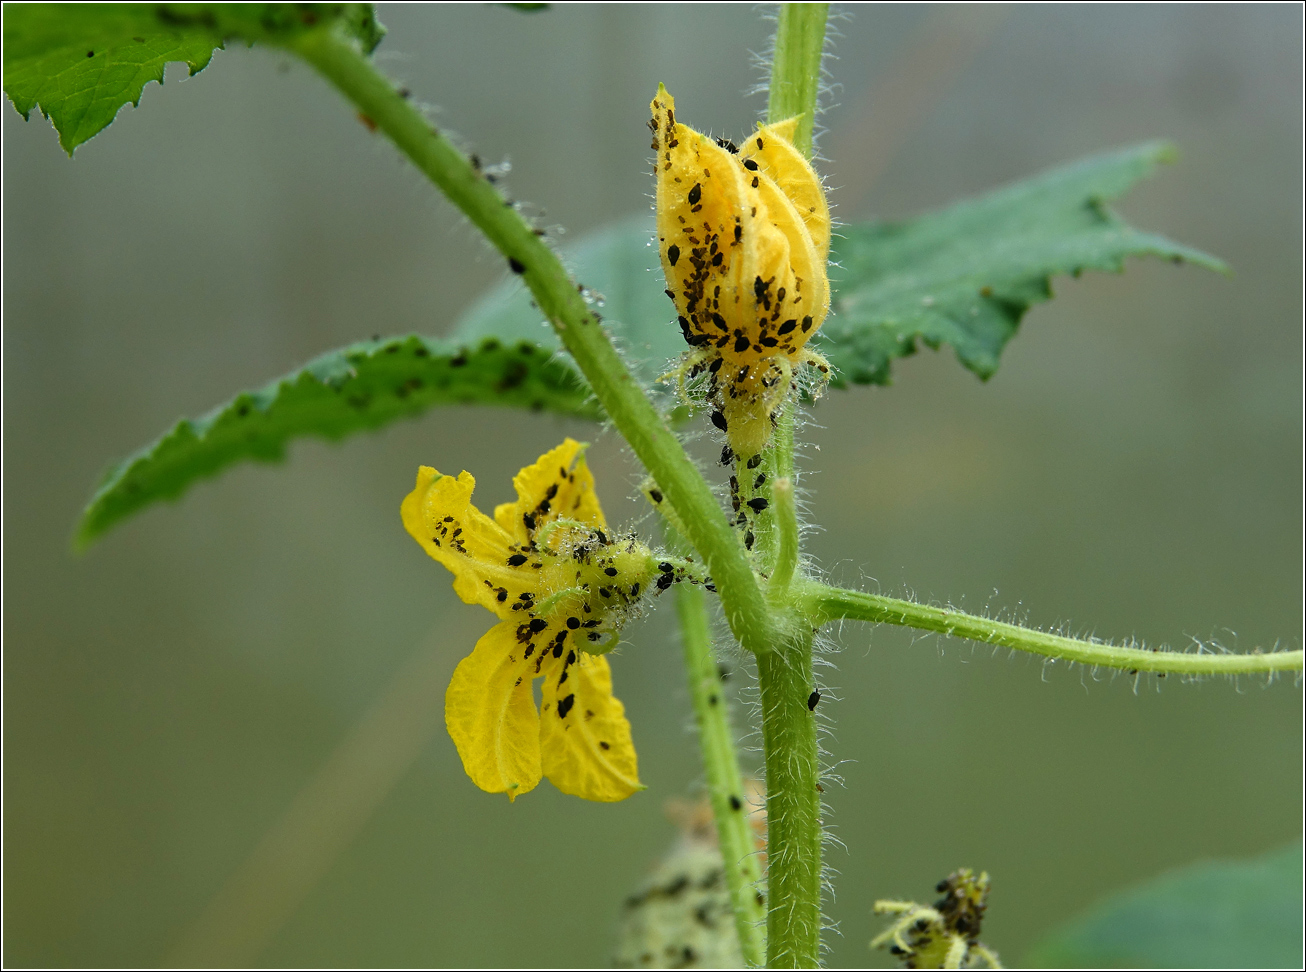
[3, 4, 1301, 967]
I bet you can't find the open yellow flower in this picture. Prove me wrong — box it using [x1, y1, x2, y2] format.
[402, 439, 653, 802]
[651, 84, 831, 458]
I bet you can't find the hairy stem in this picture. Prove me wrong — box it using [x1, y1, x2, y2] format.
[768, 3, 829, 153]
[746, 399, 798, 580]
[289, 25, 776, 655]
[769, 475, 800, 600]
[756, 629, 823, 968]
[759, 5, 829, 968]
[799, 582, 1305, 675]
[674, 582, 767, 967]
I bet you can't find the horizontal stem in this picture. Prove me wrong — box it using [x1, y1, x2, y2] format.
[798, 583, 1303, 675]
[290, 25, 777, 655]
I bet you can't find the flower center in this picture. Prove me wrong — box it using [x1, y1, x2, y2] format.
[522, 522, 654, 655]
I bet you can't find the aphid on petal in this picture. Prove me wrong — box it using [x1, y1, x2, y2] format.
[400, 439, 654, 803]
[651, 84, 831, 459]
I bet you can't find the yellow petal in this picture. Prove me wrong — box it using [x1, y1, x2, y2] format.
[540, 650, 642, 802]
[748, 163, 828, 355]
[499, 438, 607, 544]
[741, 123, 829, 339]
[401, 467, 541, 619]
[653, 88, 756, 350]
[652, 87, 828, 366]
[492, 500, 520, 538]
[445, 621, 543, 800]
[741, 117, 831, 263]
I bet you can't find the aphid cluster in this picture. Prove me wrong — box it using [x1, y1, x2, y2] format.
[871, 869, 1001, 969]
[651, 85, 832, 461]
[426, 467, 655, 662]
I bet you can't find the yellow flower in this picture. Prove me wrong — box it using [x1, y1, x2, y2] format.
[401, 439, 653, 802]
[651, 84, 831, 458]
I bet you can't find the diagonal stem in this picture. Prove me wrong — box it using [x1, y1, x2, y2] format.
[287, 24, 777, 657]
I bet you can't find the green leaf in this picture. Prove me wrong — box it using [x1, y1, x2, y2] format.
[822, 141, 1226, 386]
[3, 3, 384, 154]
[76, 335, 597, 549]
[3, 10, 222, 154]
[1027, 841, 1303, 969]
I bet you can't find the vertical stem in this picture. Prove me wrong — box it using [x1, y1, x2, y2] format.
[768, 3, 829, 153]
[757, 401, 798, 580]
[756, 630, 822, 968]
[768, 475, 800, 599]
[674, 582, 767, 967]
[759, 5, 829, 967]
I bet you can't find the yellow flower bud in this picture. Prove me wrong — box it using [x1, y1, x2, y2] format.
[652, 85, 831, 458]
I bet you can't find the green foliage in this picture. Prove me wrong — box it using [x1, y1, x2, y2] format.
[75, 335, 598, 549]
[3, 3, 383, 153]
[3, 9, 220, 155]
[824, 142, 1225, 385]
[1028, 842, 1304, 969]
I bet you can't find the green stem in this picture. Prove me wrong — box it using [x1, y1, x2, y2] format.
[758, 6, 828, 968]
[756, 630, 823, 968]
[798, 582, 1305, 675]
[674, 581, 767, 967]
[768, 3, 829, 153]
[745, 398, 798, 580]
[768, 476, 800, 600]
[289, 25, 776, 656]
